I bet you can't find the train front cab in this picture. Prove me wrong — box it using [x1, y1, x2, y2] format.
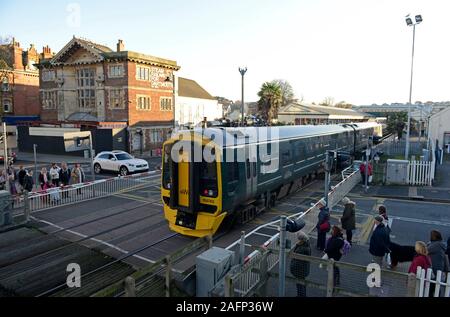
[161, 134, 225, 238]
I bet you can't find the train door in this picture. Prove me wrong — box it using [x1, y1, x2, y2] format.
[244, 143, 258, 200]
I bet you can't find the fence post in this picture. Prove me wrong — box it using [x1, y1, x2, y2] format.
[406, 273, 418, 297]
[326, 259, 335, 297]
[224, 274, 234, 297]
[278, 216, 287, 297]
[165, 255, 172, 297]
[24, 190, 30, 222]
[207, 234, 213, 249]
[124, 276, 136, 297]
[239, 231, 246, 266]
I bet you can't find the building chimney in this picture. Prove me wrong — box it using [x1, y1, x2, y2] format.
[41, 45, 53, 59]
[117, 39, 125, 52]
[10, 39, 24, 70]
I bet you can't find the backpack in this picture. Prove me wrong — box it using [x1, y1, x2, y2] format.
[342, 240, 351, 255]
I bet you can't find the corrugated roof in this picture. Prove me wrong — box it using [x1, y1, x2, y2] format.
[279, 103, 370, 117]
[178, 77, 215, 100]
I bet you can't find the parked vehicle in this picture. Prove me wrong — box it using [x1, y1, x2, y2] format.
[93, 151, 149, 176]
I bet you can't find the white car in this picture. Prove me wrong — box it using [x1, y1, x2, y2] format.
[93, 151, 149, 176]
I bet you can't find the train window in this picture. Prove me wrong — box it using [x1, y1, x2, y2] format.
[246, 159, 251, 179]
[162, 145, 172, 190]
[282, 150, 292, 166]
[227, 162, 239, 182]
[200, 161, 218, 197]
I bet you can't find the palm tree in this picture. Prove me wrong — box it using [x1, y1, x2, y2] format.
[257, 82, 282, 125]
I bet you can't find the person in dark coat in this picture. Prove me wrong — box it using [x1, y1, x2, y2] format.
[316, 201, 330, 251]
[59, 162, 71, 186]
[325, 226, 345, 286]
[340, 197, 356, 245]
[290, 231, 311, 297]
[369, 216, 391, 268]
[427, 230, 449, 274]
[18, 165, 26, 190]
[23, 170, 34, 192]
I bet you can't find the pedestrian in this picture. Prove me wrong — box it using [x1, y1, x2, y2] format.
[18, 165, 26, 192]
[23, 170, 34, 192]
[290, 231, 311, 297]
[325, 226, 345, 286]
[59, 162, 71, 199]
[316, 200, 330, 251]
[49, 163, 61, 187]
[340, 197, 356, 245]
[71, 163, 85, 195]
[427, 230, 449, 274]
[408, 241, 432, 274]
[369, 215, 391, 268]
[38, 167, 51, 191]
[359, 162, 373, 185]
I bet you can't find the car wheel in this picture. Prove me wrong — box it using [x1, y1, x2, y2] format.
[94, 163, 102, 174]
[120, 166, 129, 176]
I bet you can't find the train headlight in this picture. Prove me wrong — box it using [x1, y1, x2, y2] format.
[208, 190, 214, 197]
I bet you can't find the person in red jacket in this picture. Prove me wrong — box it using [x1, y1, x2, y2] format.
[359, 162, 373, 185]
[408, 241, 432, 274]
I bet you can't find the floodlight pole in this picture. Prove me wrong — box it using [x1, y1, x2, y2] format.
[406, 21, 418, 160]
[89, 133, 95, 182]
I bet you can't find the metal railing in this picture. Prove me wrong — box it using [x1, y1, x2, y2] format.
[11, 171, 160, 215]
[225, 166, 362, 297]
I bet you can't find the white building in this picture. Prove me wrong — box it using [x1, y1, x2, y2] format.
[428, 107, 450, 150]
[175, 77, 221, 128]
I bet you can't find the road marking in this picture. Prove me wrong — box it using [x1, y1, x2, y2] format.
[30, 216, 155, 264]
[390, 216, 450, 227]
[116, 193, 163, 206]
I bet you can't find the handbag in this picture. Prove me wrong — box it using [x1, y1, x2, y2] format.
[319, 221, 330, 232]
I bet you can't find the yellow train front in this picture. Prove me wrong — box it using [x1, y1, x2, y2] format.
[161, 130, 226, 238]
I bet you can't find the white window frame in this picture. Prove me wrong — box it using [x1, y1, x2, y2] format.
[136, 65, 150, 81]
[109, 89, 125, 109]
[108, 64, 124, 78]
[136, 95, 151, 111]
[42, 70, 56, 82]
[2, 98, 12, 113]
[41, 91, 57, 110]
[150, 129, 164, 143]
[76, 68, 96, 109]
[160, 97, 173, 111]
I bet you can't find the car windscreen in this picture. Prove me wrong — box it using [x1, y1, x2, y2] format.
[115, 153, 133, 161]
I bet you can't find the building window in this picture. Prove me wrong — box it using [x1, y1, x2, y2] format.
[42, 91, 57, 109]
[1, 78, 10, 92]
[76, 68, 96, 108]
[109, 89, 124, 109]
[42, 70, 55, 82]
[150, 129, 164, 143]
[108, 64, 124, 78]
[2, 99, 12, 113]
[160, 97, 173, 111]
[137, 95, 151, 111]
[136, 66, 150, 81]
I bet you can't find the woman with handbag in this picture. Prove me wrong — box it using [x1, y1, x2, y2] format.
[316, 205, 331, 251]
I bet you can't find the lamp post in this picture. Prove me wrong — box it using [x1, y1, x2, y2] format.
[405, 14, 423, 160]
[238, 67, 247, 127]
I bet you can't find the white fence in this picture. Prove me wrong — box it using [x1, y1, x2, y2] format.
[407, 160, 435, 186]
[12, 171, 160, 215]
[416, 267, 450, 297]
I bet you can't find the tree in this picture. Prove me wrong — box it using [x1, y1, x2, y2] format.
[257, 82, 283, 124]
[320, 97, 335, 107]
[387, 112, 408, 139]
[270, 79, 295, 108]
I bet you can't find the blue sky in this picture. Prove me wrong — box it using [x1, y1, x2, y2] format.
[1, 0, 450, 105]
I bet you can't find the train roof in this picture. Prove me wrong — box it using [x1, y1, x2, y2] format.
[171, 122, 381, 147]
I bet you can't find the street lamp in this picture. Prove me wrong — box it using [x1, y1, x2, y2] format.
[238, 67, 247, 127]
[405, 14, 423, 160]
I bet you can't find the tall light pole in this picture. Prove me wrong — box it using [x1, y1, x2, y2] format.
[239, 67, 247, 127]
[405, 14, 422, 160]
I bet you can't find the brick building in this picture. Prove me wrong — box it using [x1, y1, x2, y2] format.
[0, 38, 51, 123]
[36, 37, 180, 154]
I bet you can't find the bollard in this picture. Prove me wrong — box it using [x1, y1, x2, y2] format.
[124, 276, 136, 297]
